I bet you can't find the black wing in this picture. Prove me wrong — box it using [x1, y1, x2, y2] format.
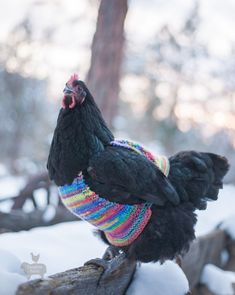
[84, 146, 180, 206]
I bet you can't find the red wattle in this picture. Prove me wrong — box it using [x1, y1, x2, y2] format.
[69, 95, 76, 109]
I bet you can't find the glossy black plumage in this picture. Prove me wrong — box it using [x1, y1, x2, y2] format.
[47, 81, 114, 186]
[85, 146, 179, 205]
[47, 79, 229, 263]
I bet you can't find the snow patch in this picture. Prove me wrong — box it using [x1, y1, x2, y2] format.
[220, 215, 235, 240]
[196, 185, 235, 236]
[0, 176, 26, 212]
[0, 249, 23, 274]
[200, 264, 235, 295]
[0, 221, 106, 276]
[221, 250, 230, 267]
[0, 164, 8, 177]
[0, 176, 25, 199]
[42, 205, 56, 222]
[0, 249, 26, 295]
[34, 188, 50, 208]
[0, 270, 25, 295]
[127, 261, 189, 295]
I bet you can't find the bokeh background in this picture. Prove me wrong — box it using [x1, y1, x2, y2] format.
[0, 0, 235, 181]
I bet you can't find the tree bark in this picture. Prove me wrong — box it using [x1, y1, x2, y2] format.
[16, 253, 136, 295]
[86, 0, 128, 127]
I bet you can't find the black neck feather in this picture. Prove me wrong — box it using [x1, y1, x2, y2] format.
[47, 91, 114, 185]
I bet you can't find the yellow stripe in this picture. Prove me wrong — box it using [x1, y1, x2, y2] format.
[154, 155, 170, 177]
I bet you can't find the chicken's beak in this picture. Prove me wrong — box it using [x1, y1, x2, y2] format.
[63, 84, 76, 95]
[62, 84, 77, 109]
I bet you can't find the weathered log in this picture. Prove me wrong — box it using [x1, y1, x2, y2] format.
[16, 253, 136, 295]
[0, 207, 77, 232]
[182, 229, 227, 290]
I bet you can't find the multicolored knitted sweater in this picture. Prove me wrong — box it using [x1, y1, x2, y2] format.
[58, 140, 170, 247]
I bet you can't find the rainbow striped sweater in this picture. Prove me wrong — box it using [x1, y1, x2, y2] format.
[58, 140, 170, 247]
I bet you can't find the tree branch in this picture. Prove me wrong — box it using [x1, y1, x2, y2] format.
[0, 207, 77, 232]
[16, 253, 136, 295]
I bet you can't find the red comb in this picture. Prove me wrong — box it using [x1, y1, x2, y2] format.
[67, 73, 79, 86]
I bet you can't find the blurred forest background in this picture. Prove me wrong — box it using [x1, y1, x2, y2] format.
[0, 0, 235, 183]
[1, 2, 235, 293]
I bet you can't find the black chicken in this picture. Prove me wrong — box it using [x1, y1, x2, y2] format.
[47, 74, 229, 264]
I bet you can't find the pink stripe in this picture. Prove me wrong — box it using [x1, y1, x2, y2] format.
[95, 204, 124, 226]
[109, 207, 141, 236]
[105, 208, 152, 246]
[68, 192, 97, 208]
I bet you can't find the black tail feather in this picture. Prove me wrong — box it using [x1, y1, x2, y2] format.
[168, 151, 229, 210]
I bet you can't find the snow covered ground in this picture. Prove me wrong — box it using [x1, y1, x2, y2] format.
[0, 181, 235, 294]
[0, 222, 189, 295]
[195, 184, 235, 236]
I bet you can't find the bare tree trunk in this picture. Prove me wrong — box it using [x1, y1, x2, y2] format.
[86, 0, 128, 127]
